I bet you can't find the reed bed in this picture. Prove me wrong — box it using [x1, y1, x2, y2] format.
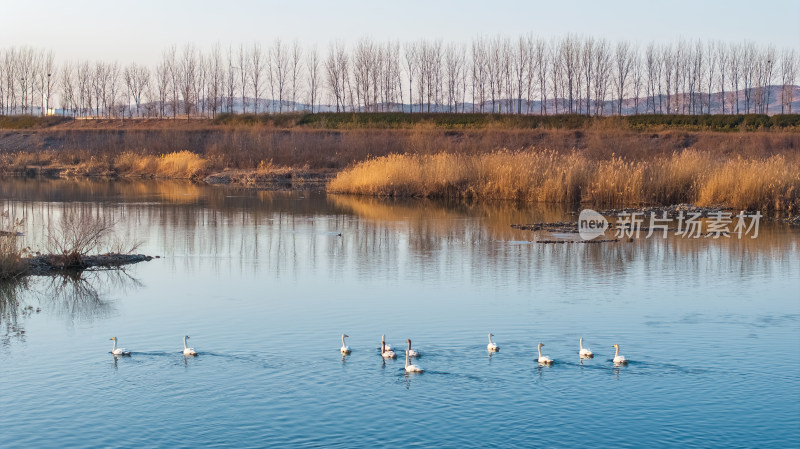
[328, 149, 800, 211]
[112, 150, 208, 178]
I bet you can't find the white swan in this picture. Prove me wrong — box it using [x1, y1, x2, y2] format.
[579, 337, 594, 358]
[109, 337, 131, 356]
[183, 335, 198, 356]
[340, 334, 351, 354]
[487, 333, 499, 352]
[406, 338, 419, 357]
[381, 334, 393, 352]
[537, 342, 553, 364]
[404, 348, 423, 373]
[612, 344, 627, 365]
[381, 340, 396, 359]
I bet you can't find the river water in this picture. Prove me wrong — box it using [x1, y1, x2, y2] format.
[0, 179, 798, 448]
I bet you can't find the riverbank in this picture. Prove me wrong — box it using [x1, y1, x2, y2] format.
[2, 113, 798, 210]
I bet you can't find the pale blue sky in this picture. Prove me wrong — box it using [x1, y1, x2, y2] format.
[2, 0, 798, 64]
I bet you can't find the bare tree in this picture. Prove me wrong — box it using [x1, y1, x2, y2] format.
[780, 48, 797, 113]
[271, 39, 289, 113]
[613, 41, 634, 115]
[353, 38, 375, 111]
[155, 60, 170, 118]
[631, 51, 643, 114]
[207, 44, 224, 118]
[470, 38, 488, 113]
[59, 61, 75, 117]
[306, 45, 321, 113]
[250, 43, 265, 113]
[729, 43, 741, 114]
[592, 39, 611, 115]
[179, 44, 197, 120]
[106, 62, 121, 118]
[41, 50, 55, 116]
[716, 42, 729, 114]
[742, 42, 756, 113]
[225, 45, 236, 113]
[290, 40, 303, 112]
[404, 42, 419, 112]
[77, 60, 92, 117]
[704, 41, 716, 114]
[534, 38, 549, 114]
[325, 42, 348, 112]
[512, 36, 530, 114]
[558, 35, 580, 113]
[237, 44, 249, 113]
[579, 37, 593, 115]
[445, 43, 465, 113]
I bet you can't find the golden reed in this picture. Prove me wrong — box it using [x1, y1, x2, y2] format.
[328, 149, 800, 211]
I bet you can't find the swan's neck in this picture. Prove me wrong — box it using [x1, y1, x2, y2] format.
[112, 339, 117, 351]
[183, 336, 188, 350]
[341, 335, 346, 346]
[381, 341, 385, 353]
[407, 340, 411, 350]
[405, 349, 409, 367]
[488, 334, 493, 344]
[615, 346, 619, 357]
[538, 346, 542, 358]
[580, 338, 584, 350]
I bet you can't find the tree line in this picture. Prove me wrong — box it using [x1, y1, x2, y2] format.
[0, 36, 797, 119]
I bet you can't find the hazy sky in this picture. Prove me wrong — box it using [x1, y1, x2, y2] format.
[3, 0, 798, 65]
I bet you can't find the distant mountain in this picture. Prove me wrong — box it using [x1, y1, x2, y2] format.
[40, 85, 800, 118]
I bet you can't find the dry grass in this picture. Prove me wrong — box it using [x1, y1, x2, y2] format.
[696, 155, 800, 211]
[105, 151, 207, 178]
[1, 123, 798, 210]
[0, 211, 28, 280]
[329, 149, 800, 211]
[152, 151, 207, 178]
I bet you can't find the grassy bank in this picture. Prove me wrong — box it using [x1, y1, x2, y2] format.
[4, 113, 800, 132]
[218, 112, 800, 131]
[2, 126, 798, 172]
[328, 150, 800, 211]
[2, 113, 798, 210]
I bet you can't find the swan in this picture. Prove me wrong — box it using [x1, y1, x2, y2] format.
[183, 335, 198, 356]
[612, 344, 627, 365]
[406, 338, 419, 357]
[537, 343, 553, 364]
[340, 334, 351, 354]
[579, 337, 594, 358]
[404, 348, 423, 373]
[487, 333, 499, 352]
[381, 334, 393, 352]
[109, 337, 131, 356]
[381, 340, 396, 359]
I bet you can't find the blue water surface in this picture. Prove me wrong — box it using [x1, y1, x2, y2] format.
[0, 179, 798, 448]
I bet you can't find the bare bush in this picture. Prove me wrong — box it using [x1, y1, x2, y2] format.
[0, 210, 28, 280]
[45, 212, 115, 267]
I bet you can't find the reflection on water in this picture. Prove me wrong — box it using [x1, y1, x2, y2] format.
[0, 281, 29, 346]
[0, 269, 144, 343]
[0, 178, 798, 449]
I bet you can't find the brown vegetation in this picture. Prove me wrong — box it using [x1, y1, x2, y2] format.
[328, 149, 800, 211]
[0, 211, 27, 280]
[1, 117, 798, 210]
[1, 209, 146, 280]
